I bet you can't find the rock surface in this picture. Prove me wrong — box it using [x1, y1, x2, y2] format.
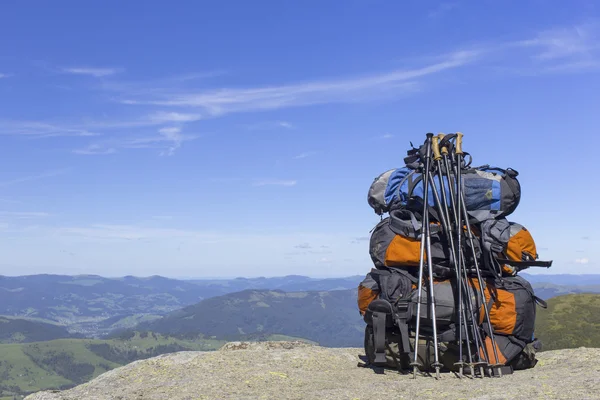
[25, 341, 600, 400]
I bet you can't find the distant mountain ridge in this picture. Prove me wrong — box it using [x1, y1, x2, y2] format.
[1, 272, 599, 338]
[136, 288, 364, 347]
[519, 273, 600, 286]
[0, 274, 364, 337]
[134, 289, 600, 349]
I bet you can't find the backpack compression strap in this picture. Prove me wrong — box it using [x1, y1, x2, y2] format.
[372, 311, 387, 364]
[393, 299, 412, 355]
[495, 258, 553, 272]
[367, 298, 413, 363]
[367, 299, 394, 364]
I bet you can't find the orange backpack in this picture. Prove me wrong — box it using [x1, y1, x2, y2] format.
[499, 223, 539, 276]
[368, 209, 475, 280]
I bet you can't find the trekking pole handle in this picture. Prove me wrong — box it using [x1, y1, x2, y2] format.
[455, 132, 464, 155]
[438, 133, 448, 155]
[432, 136, 442, 160]
[439, 133, 456, 154]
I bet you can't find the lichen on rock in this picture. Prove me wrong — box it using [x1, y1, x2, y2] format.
[24, 341, 600, 400]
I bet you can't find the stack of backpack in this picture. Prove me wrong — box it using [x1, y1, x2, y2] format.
[357, 132, 552, 378]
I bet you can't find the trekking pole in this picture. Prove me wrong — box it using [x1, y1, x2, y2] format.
[428, 169, 478, 378]
[410, 133, 438, 379]
[431, 136, 473, 378]
[423, 135, 443, 379]
[443, 133, 490, 377]
[438, 134, 459, 226]
[438, 135, 489, 378]
[458, 249, 489, 377]
[439, 133, 490, 378]
[453, 133, 503, 378]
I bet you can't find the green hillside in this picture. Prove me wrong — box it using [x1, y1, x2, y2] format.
[137, 289, 364, 347]
[0, 332, 226, 399]
[535, 294, 600, 351]
[0, 316, 76, 344]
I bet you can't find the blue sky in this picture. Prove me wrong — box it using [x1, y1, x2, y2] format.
[0, 0, 598, 278]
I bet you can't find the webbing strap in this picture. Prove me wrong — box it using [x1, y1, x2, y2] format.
[370, 266, 418, 284]
[535, 296, 548, 309]
[394, 300, 412, 354]
[372, 311, 387, 364]
[389, 208, 442, 238]
[495, 258, 553, 268]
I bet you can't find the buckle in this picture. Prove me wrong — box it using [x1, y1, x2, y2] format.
[393, 299, 411, 318]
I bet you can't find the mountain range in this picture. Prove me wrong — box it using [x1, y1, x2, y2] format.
[135, 288, 363, 347]
[1, 272, 599, 340]
[1, 271, 599, 398]
[0, 274, 363, 337]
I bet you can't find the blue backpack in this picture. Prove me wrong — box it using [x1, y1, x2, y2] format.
[367, 165, 521, 222]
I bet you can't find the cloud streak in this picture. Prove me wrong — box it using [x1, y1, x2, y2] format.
[73, 126, 199, 156]
[428, 2, 459, 19]
[61, 67, 122, 77]
[7, 22, 599, 160]
[513, 21, 600, 73]
[0, 211, 52, 219]
[73, 144, 117, 155]
[294, 151, 316, 160]
[252, 180, 297, 187]
[0, 169, 69, 188]
[0, 120, 97, 138]
[58, 224, 212, 241]
[0, 111, 203, 155]
[118, 50, 480, 116]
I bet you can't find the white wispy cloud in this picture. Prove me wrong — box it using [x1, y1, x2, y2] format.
[278, 121, 294, 129]
[61, 67, 122, 77]
[118, 50, 480, 116]
[9, 23, 598, 163]
[58, 224, 212, 240]
[0, 169, 69, 188]
[575, 258, 590, 264]
[73, 144, 117, 155]
[428, 2, 459, 19]
[252, 179, 297, 187]
[0, 120, 98, 138]
[158, 126, 184, 156]
[514, 21, 600, 73]
[148, 111, 203, 123]
[0, 73, 11, 79]
[74, 126, 199, 156]
[99, 70, 227, 95]
[243, 120, 295, 131]
[317, 257, 333, 264]
[0, 211, 52, 219]
[293, 151, 316, 160]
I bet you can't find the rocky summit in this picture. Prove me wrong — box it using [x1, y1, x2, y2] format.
[25, 341, 600, 400]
